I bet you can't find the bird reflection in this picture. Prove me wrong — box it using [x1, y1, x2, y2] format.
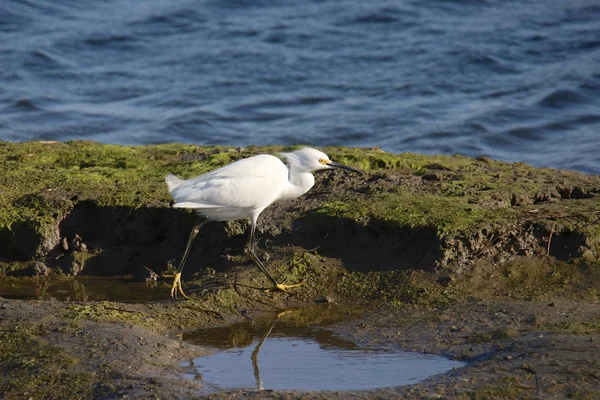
[251, 322, 275, 390]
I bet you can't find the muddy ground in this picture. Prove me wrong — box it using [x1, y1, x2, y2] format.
[1, 297, 599, 399]
[1, 142, 600, 399]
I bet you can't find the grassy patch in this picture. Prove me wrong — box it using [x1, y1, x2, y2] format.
[469, 328, 519, 343]
[2, 141, 600, 306]
[450, 258, 600, 301]
[540, 321, 600, 335]
[0, 324, 100, 399]
[61, 301, 224, 332]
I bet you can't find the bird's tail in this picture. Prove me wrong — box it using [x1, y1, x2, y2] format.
[165, 174, 184, 192]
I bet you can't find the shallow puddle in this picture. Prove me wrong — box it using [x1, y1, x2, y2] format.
[182, 308, 466, 393]
[0, 277, 167, 303]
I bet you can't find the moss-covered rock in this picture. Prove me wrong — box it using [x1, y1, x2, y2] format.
[1, 141, 600, 306]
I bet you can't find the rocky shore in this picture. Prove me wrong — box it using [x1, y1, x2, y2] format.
[1, 141, 599, 399]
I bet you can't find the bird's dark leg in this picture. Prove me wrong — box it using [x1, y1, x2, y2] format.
[169, 219, 209, 299]
[247, 222, 279, 287]
[246, 221, 303, 292]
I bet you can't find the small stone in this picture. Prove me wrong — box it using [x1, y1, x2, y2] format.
[510, 193, 531, 206]
[136, 267, 159, 282]
[69, 261, 83, 276]
[315, 295, 336, 304]
[581, 249, 596, 262]
[33, 261, 51, 277]
[61, 237, 69, 252]
[437, 275, 453, 286]
[422, 172, 441, 181]
[69, 234, 87, 252]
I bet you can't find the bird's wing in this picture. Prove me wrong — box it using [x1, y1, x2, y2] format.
[172, 175, 285, 209]
[170, 155, 288, 209]
[211, 155, 286, 179]
[171, 201, 222, 209]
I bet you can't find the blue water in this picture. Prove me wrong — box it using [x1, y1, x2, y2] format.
[182, 317, 465, 392]
[1, 0, 599, 173]
[185, 337, 465, 392]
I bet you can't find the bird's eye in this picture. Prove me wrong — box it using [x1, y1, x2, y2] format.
[319, 159, 327, 165]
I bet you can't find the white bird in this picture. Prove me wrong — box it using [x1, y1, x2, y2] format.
[165, 147, 363, 299]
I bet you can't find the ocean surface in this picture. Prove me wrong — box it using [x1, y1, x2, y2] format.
[1, 0, 599, 174]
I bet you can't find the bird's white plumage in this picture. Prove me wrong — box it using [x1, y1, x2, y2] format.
[167, 154, 291, 221]
[165, 148, 349, 222]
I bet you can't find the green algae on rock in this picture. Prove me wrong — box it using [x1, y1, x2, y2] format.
[0, 323, 99, 399]
[1, 141, 600, 306]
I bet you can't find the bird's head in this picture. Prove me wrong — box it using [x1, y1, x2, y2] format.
[280, 148, 363, 174]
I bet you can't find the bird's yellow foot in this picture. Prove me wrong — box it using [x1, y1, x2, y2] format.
[265, 282, 304, 293]
[167, 272, 191, 300]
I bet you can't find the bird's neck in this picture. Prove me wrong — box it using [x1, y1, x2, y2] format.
[281, 170, 315, 201]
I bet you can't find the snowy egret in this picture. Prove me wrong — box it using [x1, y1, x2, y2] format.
[165, 147, 363, 299]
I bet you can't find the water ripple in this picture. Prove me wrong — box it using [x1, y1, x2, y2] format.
[537, 89, 593, 109]
[0, 0, 599, 174]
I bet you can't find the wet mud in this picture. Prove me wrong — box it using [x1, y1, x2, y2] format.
[1, 142, 600, 398]
[1, 299, 599, 399]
